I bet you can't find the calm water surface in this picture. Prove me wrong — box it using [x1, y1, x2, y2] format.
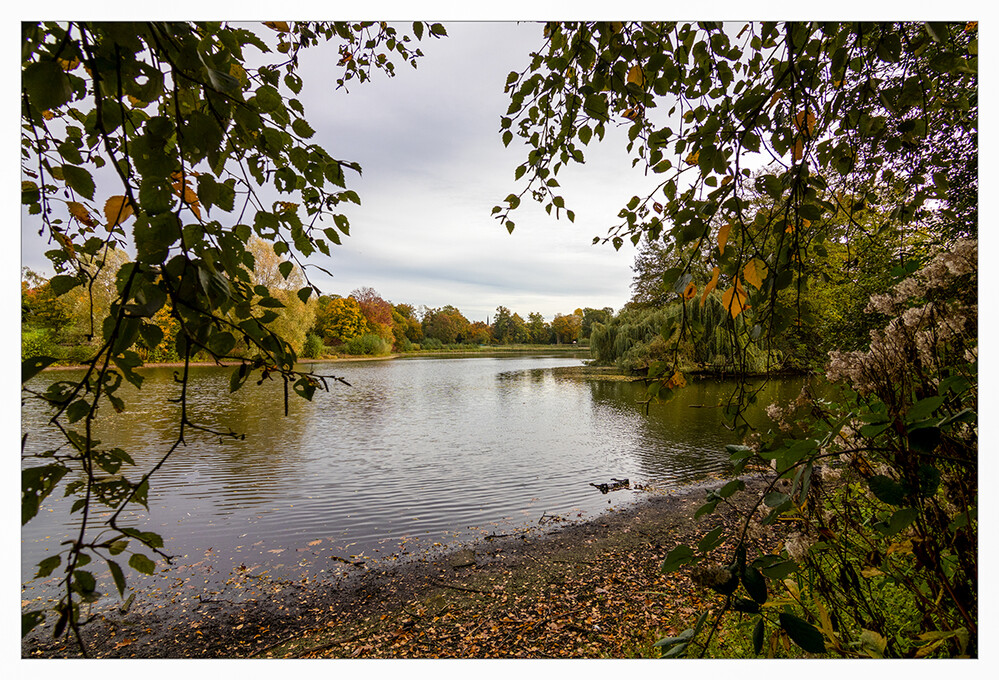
[21, 354, 805, 603]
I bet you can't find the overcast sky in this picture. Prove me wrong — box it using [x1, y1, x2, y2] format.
[289, 21, 659, 322]
[16, 20, 668, 324]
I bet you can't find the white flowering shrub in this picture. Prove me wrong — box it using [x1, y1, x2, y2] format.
[659, 240, 977, 658]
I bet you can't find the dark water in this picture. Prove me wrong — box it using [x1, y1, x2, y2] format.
[21, 354, 806, 605]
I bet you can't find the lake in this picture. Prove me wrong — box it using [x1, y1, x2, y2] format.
[21, 353, 804, 605]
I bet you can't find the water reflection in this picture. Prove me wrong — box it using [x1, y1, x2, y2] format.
[22, 355, 801, 600]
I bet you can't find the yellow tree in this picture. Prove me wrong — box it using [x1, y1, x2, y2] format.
[246, 236, 316, 355]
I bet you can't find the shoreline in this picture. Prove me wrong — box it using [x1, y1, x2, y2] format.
[37, 346, 591, 372]
[23, 473, 780, 659]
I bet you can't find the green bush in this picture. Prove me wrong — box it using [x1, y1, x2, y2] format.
[303, 333, 325, 359]
[344, 333, 391, 356]
[21, 327, 56, 361]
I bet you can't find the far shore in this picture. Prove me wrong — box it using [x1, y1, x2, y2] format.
[38, 345, 591, 372]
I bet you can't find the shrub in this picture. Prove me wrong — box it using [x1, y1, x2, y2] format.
[658, 239, 978, 658]
[303, 333, 325, 359]
[344, 333, 391, 356]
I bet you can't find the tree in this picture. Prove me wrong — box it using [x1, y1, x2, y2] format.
[491, 305, 514, 343]
[496, 21, 976, 403]
[351, 286, 394, 342]
[391, 303, 423, 348]
[496, 21, 977, 657]
[422, 305, 470, 344]
[550, 312, 582, 344]
[579, 306, 614, 339]
[526, 312, 551, 344]
[20, 20, 445, 649]
[317, 296, 367, 345]
[467, 320, 492, 345]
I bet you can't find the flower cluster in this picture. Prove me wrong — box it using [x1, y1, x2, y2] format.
[827, 239, 976, 396]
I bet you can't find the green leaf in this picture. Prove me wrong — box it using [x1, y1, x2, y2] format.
[49, 274, 81, 296]
[23, 60, 73, 111]
[22, 465, 68, 525]
[718, 479, 745, 498]
[128, 553, 156, 575]
[697, 526, 725, 553]
[74, 569, 96, 594]
[880, 507, 918, 536]
[22, 356, 56, 383]
[661, 545, 697, 573]
[695, 498, 719, 519]
[759, 559, 797, 580]
[292, 118, 315, 139]
[62, 165, 95, 200]
[107, 559, 127, 598]
[779, 612, 826, 654]
[65, 398, 91, 424]
[741, 566, 768, 604]
[868, 475, 906, 506]
[35, 555, 62, 579]
[753, 617, 765, 655]
[22, 610, 46, 638]
[764, 491, 790, 507]
[906, 395, 945, 423]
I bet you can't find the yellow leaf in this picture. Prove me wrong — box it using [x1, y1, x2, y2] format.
[682, 282, 697, 300]
[622, 107, 642, 121]
[684, 150, 699, 165]
[68, 201, 96, 227]
[666, 371, 687, 389]
[58, 57, 80, 71]
[172, 177, 202, 219]
[653, 202, 663, 214]
[264, 21, 290, 32]
[627, 64, 645, 87]
[743, 258, 766, 289]
[701, 266, 719, 307]
[716, 222, 731, 255]
[52, 231, 75, 257]
[42, 110, 56, 120]
[794, 109, 816, 137]
[792, 137, 804, 162]
[103, 195, 134, 228]
[721, 281, 748, 318]
[768, 89, 783, 109]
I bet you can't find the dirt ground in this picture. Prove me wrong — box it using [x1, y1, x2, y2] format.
[22, 473, 782, 659]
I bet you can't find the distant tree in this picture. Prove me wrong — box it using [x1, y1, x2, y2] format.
[318, 297, 367, 345]
[351, 286, 394, 341]
[580, 307, 614, 339]
[392, 303, 423, 343]
[491, 305, 514, 343]
[247, 237, 317, 354]
[551, 312, 582, 344]
[526, 312, 551, 344]
[467, 321, 492, 345]
[423, 305, 471, 344]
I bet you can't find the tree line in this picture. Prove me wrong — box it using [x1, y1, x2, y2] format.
[22, 241, 612, 364]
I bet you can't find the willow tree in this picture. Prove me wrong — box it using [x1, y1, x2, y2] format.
[20, 21, 446, 649]
[498, 22, 977, 657]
